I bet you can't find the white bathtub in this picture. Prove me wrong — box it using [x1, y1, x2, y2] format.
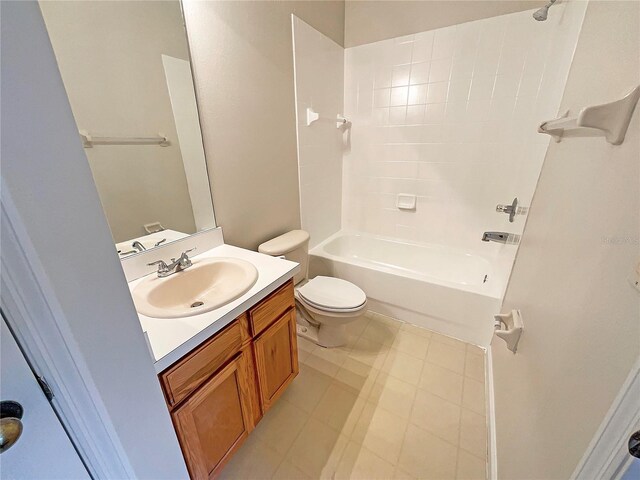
[309, 232, 506, 346]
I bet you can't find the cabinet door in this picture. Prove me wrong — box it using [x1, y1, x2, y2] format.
[172, 354, 252, 480]
[253, 309, 299, 412]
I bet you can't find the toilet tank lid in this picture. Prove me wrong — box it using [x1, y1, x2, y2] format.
[258, 230, 310, 256]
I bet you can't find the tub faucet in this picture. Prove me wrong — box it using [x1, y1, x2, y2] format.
[482, 232, 510, 243]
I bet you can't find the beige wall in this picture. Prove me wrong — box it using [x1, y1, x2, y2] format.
[345, 0, 540, 47]
[183, 1, 344, 250]
[492, 1, 640, 478]
[40, 1, 198, 243]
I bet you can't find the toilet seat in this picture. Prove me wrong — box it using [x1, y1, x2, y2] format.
[297, 276, 366, 313]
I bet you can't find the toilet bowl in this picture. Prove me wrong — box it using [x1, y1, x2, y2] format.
[258, 230, 367, 347]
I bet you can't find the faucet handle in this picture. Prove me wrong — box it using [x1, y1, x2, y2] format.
[147, 260, 169, 272]
[177, 248, 195, 268]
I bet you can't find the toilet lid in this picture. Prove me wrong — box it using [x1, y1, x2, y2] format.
[298, 276, 366, 311]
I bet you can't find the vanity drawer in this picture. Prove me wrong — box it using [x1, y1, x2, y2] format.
[160, 320, 243, 407]
[249, 280, 295, 337]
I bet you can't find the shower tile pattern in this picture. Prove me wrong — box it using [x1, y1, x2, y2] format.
[219, 313, 487, 479]
[342, 6, 584, 255]
[292, 17, 345, 248]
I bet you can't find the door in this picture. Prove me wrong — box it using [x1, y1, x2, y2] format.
[172, 353, 253, 479]
[253, 309, 299, 412]
[0, 317, 89, 479]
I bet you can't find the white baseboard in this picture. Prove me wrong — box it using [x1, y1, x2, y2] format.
[571, 356, 640, 480]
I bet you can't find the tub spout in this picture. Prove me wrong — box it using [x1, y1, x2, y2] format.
[482, 232, 509, 243]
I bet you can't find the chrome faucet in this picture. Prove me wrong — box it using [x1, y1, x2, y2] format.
[148, 248, 196, 277]
[482, 232, 510, 243]
[132, 240, 146, 252]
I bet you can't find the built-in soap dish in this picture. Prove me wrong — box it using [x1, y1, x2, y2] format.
[396, 194, 416, 211]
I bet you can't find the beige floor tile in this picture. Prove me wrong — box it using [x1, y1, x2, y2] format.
[368, 373, 417, 419]
[400, 322, 433, 339]
[459, 409, 487, 459]
[281, 364, 332, 413]
[312, 382, 364, 436]
[351, 401, 408, 464]
[349, 337, 391, 370]
[464, 351, 485, 383]
[304, 352, 342, 378]
[392, 331, 430, 359]
[361, 319, 400, 345]
[410, 389, 461, 445]
[219, 435, 283, 480]
[466, 344, 484, 357]
[272, 460, 311, 480]
[419, 362, 464, 405]
[286, 418, 348, 479]
[398, 424, 458, 480]
[431, 333, 467, 351]
[393, 467, 417, 479]
[370, 312, 403, 328]
[462, 378, 486, 415]
[345, 316, 371, 338]
[334, 358, 379, 397]
[253, 400, 309, 454]
[456, 449, 487, 480]
[334, 442, 396, 480]
[297, 347, 313, 364]
[314, 344, 351, 365]
[298, 336, 319, 354]
[426, 341, 465, 374]
[381, 349, 424, 385]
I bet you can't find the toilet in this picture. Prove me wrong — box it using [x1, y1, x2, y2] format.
[258, 230, 367, 347]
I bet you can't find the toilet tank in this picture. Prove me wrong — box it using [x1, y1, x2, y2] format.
[258, 230, 310, 285]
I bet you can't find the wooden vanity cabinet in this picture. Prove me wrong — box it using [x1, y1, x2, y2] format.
[253, 309, 299, 412]
[158, 280, 298, 479]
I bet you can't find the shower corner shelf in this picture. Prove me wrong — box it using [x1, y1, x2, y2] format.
[538, 84, 640, 145]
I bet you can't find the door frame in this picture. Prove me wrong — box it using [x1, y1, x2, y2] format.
[0, 186, 135, 479]
[570, 356, 640, 480]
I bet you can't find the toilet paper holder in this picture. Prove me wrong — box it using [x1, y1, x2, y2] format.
[494, 309, 524, 353]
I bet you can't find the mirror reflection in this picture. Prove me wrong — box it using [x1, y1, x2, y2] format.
[40, 0, 215, 257]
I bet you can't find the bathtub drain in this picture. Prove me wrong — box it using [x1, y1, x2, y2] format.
[191, 301, 204, 308]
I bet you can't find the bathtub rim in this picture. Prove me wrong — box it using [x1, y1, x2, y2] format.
[310, 230, 505, 300]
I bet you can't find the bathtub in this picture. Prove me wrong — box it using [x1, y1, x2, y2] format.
[309, 232, 506, 346]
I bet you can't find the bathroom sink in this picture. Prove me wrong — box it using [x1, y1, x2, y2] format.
[132, 258, 259, 319]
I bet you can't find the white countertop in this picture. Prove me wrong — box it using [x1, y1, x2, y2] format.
[128, 244, 299, 373]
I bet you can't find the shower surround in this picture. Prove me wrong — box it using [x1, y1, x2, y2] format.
[293, 3, 586, 344]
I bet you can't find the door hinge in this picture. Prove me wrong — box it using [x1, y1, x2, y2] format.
[37, 376, 54, 401]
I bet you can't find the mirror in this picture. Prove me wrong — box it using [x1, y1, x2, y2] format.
[39, 0, 215, 258]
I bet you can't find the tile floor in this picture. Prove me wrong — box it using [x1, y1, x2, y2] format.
[220, 312, 487, 480]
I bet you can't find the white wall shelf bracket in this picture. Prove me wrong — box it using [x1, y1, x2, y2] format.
[494, 309, 524, 354]
[538, 84, 640, 145]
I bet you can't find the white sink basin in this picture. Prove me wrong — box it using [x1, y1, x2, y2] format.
[132, 258, 258, 319]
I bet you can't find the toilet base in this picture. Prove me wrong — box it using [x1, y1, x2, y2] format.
[295, 308, 348, 348]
